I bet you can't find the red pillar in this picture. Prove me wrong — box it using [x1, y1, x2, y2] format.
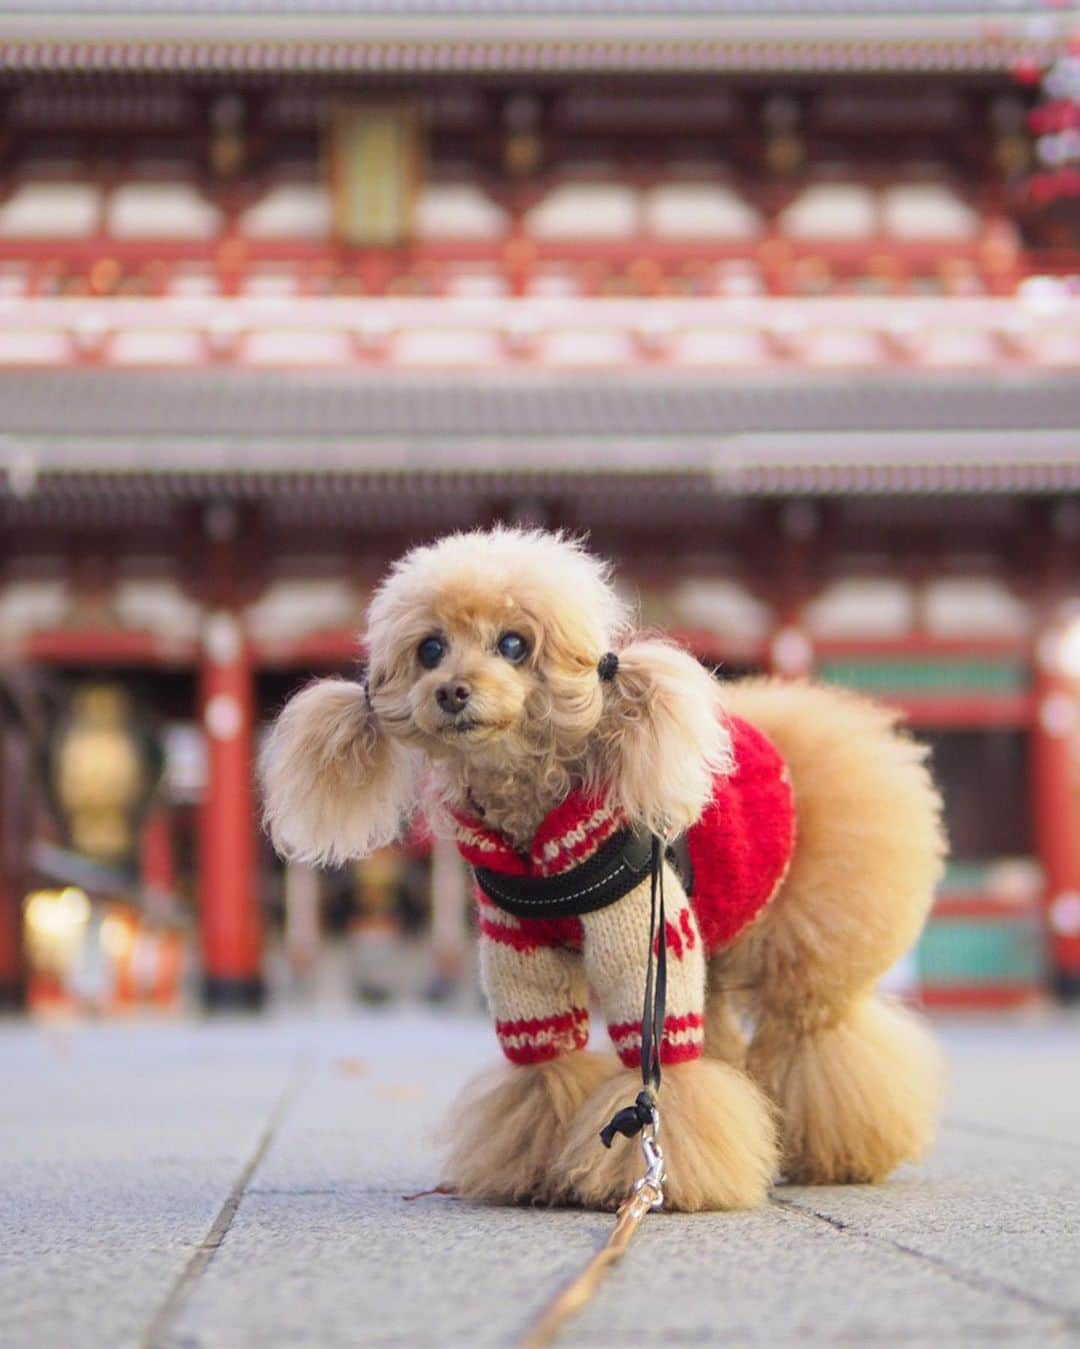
[198, 612, 264, 1009]
[765, 501, 820, 680]
[141, 807, 176, 893]
[1032, 629, 1080, 1001]
[0, 727, 27, 1010]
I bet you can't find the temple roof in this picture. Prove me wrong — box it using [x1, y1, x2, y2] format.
[0, 2, 1060, 75]
[0, 1, 1046, 13]
[2, 368, 1078, 496]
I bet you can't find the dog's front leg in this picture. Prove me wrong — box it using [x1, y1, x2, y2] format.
[549, 871, 778, 1212]
[438, 901, 614, 1205]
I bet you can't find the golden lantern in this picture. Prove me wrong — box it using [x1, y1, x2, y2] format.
[48, 685, 159, 865]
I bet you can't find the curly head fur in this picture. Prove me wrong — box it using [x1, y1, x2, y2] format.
[261, 527, 732, 857]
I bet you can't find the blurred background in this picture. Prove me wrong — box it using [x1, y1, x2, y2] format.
[0, 0, 1078, 1022]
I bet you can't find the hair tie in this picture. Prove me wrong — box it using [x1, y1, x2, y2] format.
[598, 651, 619, 682]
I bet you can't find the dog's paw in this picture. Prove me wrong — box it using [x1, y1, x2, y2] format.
[438, 1051, 617, 1205]
[550, 1058, 778, 1212]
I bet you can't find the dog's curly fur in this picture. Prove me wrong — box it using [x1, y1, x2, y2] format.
[261, 527, 946, 1210]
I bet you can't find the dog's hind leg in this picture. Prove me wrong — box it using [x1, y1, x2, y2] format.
[438, 904, 613, 1205]
[703, 959, 749, 1068]
[720, 679, 948, 1186]
[747, 987, 944, 1184]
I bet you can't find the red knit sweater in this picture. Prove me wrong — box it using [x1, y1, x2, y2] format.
[452, 715, 796, 954]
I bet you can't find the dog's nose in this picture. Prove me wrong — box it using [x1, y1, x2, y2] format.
[436, 681, 471, 714]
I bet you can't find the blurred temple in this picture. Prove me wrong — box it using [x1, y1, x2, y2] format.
[1, 1, 1079, 1013]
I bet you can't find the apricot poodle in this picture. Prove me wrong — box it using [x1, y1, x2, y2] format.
[261, 527, 946, 1211]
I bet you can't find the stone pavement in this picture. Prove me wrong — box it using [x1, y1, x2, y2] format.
[2, 1008, 1078, 1349]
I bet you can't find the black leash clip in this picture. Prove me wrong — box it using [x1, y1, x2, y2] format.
[599, 1089, 656, 1149]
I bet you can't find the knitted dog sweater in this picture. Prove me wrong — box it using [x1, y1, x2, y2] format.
[452, 715, 796, 1068]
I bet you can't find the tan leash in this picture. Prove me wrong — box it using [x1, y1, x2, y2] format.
[522, 832, 673, 1347]
[409, 833, 674, 1346]
[519, 1109, 667, 1349]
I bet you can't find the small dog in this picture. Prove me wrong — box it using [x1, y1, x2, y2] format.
[261, 528, 945, 1211]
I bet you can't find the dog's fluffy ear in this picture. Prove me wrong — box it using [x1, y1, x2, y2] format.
[589, 639, 732, 837]
[259, 679, 416, 866]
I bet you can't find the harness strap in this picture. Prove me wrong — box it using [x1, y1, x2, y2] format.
[640, 835, 667, 1097]
[474, 825, 653, 919]
[474, 826, 692, 921]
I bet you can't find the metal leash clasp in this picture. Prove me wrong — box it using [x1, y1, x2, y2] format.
[632, 1105, 666, 1210]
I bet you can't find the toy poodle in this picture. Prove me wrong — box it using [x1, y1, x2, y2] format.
[261, 527, 946, 1212]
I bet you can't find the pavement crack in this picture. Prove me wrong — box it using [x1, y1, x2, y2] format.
[140, 1054, 311, 1349]
[244, 1184, 446, 1198]
[944, 1117, 1080, 1153]
[770, 1194, 1080, 1332]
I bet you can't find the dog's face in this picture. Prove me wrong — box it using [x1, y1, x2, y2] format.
[381, 590, 541, 750]
[363, 530, 628, 764]
[261, 527, 731, 862]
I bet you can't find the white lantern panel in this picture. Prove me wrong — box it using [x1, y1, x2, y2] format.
[806, 579, 915, 639]
[779, 184, 877, 241]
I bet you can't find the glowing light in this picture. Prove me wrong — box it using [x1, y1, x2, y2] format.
[59, 887, 91, 922]
[100, 913, 136, 961]
[1060, 614, 1080, 679]
[24, 887, 92, 977]
[24, 887, 91, 936]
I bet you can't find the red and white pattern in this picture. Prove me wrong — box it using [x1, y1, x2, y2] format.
[494, 1009, 590, 1066]
[608, 1014, 706, 1069]
[476, 906, 590, 1065]
[452, 790, 622, 879]
[455, 714, 796, 1070]
[581, 879, 708, 1068]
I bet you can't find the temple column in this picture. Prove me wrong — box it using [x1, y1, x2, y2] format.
[765, 502, 821, 679]
[1032, 626, 1080, 1001]
[0, 725, 27, 1009]
[198, 611, 264, 1009]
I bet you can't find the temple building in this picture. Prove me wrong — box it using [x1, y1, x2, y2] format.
[0, 0, 1078, 1012]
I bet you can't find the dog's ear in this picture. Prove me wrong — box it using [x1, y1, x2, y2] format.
[260, 678, 416, 865]
[589, 639, 732, 837]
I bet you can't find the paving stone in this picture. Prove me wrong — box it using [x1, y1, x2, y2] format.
[2, 1010, 1078, 1349]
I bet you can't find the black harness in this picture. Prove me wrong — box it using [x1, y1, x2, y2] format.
[473, 820, 694, 1147]
[473, 826, 694, 921]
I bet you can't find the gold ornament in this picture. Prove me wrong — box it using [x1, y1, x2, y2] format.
[53, 686, 149, 864]
[995, 135, 1032, 177]
[766, 132, 804, 176]
[505, 131, 543, 177]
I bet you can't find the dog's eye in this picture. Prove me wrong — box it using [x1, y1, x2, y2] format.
[496, 632, 528, 664]
[417, 636, 446, 670]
